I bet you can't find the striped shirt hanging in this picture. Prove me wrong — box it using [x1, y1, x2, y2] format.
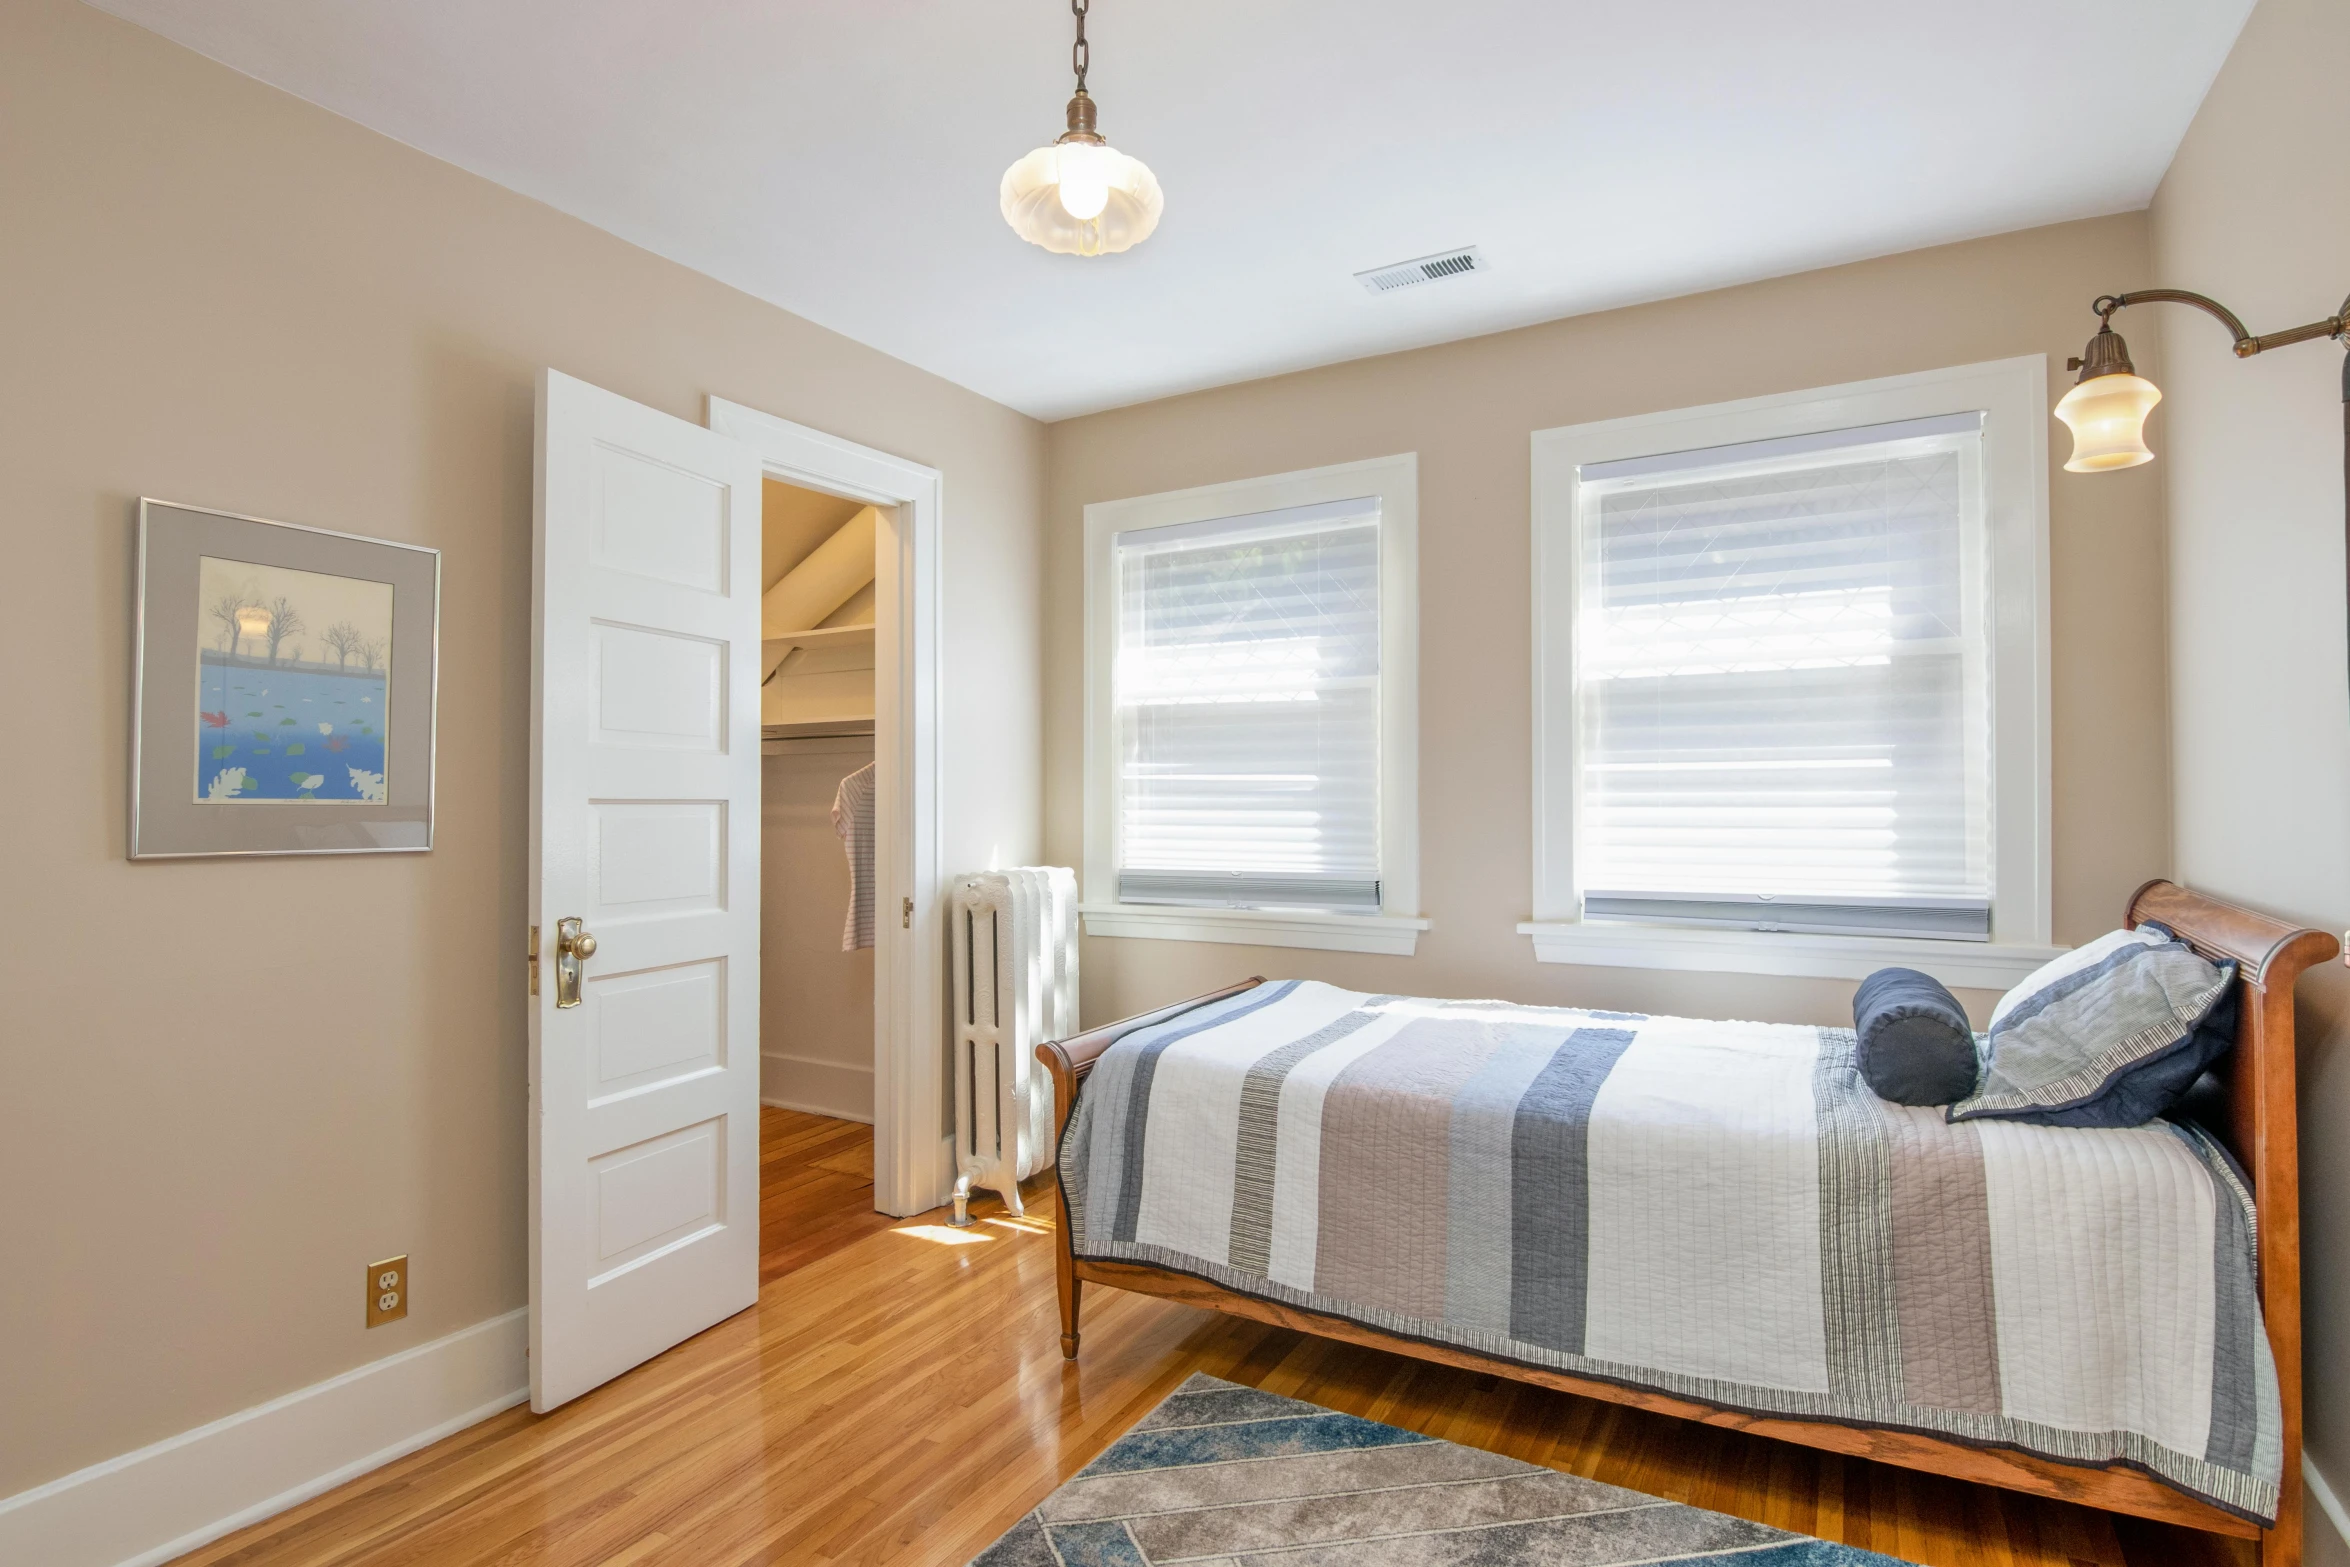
[831, 761, 876, 951]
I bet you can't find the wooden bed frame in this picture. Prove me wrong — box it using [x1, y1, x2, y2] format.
[1039, 880, 2334, 1566]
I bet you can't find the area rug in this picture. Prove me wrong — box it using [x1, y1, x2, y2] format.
[972, 1374, 1911, 1566]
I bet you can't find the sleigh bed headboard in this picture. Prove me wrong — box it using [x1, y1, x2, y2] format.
[2127, 879, 2332, 1180]
[2127, 879, 2333, 1555]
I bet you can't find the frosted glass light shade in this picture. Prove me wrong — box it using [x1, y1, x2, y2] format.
[1001, 141, 1163, 257]
[2054, 372, 2162, 472]
[1053, 141, 1113, 220]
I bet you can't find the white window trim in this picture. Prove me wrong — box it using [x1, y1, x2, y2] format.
[1080, 903, 1430, 957]
[1523, 356, 2061, 991]
[1082, 453, 1423, 956]
[1515, 922, 2059, 991]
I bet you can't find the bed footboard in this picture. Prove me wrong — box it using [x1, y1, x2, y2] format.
[1039, 977, 1265, 1357]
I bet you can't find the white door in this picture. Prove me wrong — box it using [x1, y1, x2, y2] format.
[529, 369, 764, 1412]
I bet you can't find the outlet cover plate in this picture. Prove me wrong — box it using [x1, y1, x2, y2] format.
[367, 1254, 408, 1327]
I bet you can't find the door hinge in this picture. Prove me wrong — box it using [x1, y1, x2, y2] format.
[527, 924, 540, 997]
[902, 896, 913, 929]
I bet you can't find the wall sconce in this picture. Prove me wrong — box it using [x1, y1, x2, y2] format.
[2057, 287, 2350, 707]
[2055, 288, 2347, 473]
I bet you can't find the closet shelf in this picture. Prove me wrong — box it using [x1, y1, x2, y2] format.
[761, 621, 875, 654]
[764, 718, 875, 741]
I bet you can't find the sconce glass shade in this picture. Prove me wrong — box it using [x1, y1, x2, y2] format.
[1000, 139, 1162, 257]
[2054, 372, 2163, 472]
[235, 605, 272, 640]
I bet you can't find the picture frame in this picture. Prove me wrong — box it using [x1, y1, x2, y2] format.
[130, 498, 441, 858]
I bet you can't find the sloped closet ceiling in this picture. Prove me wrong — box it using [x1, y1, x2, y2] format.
[88, 0, 2251, 419]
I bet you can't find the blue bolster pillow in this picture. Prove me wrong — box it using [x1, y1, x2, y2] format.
[1853, 967, 1980, 1106]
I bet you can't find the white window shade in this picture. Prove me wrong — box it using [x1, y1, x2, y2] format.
[1113, 499, 1383, 913]
[1575, 413, 1993, 940]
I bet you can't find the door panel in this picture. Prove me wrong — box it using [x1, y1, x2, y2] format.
[591, 444, 730, 592]
[588, 1118, 724, 1278]
[589, 959, 726, 1102]
[591, 623, 727, 747]
[592, 800, 727, 914]
[532, 368, 763, 1412]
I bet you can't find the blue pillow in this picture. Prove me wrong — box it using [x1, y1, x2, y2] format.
[1852, 967, 1980, 1105]
[1948, 924, 2237, 1128]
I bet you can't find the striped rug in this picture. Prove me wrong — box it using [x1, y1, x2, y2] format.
[972, 1375, 1911, 1566]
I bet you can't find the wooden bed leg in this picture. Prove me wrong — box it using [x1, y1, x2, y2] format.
[2258, 1445, 2303, 1567]
[1055, 1196, 1082, 1358]
[2259, 1521, 2301, 1567]
[1045, 1050, 1082, 1358]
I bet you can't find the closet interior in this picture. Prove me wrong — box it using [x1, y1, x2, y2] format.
[759, 477, 879, 1126]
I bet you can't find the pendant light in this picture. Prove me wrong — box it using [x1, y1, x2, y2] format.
[1000, 0, 1162, 257]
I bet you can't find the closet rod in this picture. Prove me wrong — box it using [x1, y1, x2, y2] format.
[762, 720, 875, 742]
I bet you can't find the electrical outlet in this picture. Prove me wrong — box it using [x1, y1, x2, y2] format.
[367, 1255, 408, 1327]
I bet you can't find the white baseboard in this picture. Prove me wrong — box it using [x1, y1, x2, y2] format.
[761, 1051, 874, 1123]
[2309, 1453, 2350, 1566]
[0, 1308, 527, 1567]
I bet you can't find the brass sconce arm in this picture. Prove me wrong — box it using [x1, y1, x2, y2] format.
[2055, 283, 2350, 714]
[2086, 288, 2350, 364]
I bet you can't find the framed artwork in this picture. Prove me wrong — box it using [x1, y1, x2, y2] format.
[130, 499, 440, 858]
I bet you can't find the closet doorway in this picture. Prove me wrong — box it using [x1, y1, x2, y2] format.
[707, 398, 946, 1223]
[758, 480, 879, 1132]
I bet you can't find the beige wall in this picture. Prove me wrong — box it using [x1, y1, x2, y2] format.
[0, 0, 1041, 1500]
[2150, 0, 2350, 1537]
[1046, 212, 2169, 1029]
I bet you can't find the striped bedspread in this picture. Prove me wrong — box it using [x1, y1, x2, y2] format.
[1059, 981, 2281, 1521]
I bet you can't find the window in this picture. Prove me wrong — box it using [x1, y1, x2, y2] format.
[1114, 501, 1383, 911]
[1578, 413, 1991, 937]
[1082, 455, 1423, 955]
[1526, 359, 2057, 989]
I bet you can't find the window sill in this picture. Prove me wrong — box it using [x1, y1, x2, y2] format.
[1516, 920, 2062, 991]
[1080, 903, 1430, 956]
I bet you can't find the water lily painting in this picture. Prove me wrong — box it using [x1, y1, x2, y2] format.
[132, 499, 439, 859]
[194, 556, 393, 803]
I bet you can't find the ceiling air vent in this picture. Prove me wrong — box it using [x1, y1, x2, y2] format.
[1355, 246, 1487, 295]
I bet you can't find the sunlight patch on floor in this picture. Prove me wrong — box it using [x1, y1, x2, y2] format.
[986, 1214, 1054, 1236]
[892, 1223, 996, 1246]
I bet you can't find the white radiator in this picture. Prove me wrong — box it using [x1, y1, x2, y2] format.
[949, 867, 1078, 1217]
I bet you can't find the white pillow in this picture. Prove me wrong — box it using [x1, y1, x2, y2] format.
[1986, 926, 2167, 1029]
[1955, 922, 2234, 1127]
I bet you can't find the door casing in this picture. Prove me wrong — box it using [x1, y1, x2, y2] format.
[707, 396, 948, 1218]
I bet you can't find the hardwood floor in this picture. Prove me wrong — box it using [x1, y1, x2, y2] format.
[172, 1110, 2252, 1567]
[758, 1107, 900, 1284]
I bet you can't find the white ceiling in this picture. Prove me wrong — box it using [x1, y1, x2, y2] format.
[90, 1, 2251, 421]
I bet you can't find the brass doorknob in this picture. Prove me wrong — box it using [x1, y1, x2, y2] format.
[553, 917, 597, 1008]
